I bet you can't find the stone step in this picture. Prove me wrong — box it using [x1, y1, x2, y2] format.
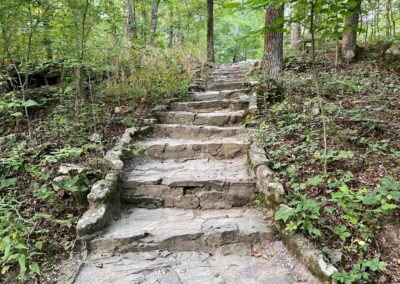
[170, 99, 249, 113]
[152, 124, 247, 140]
[205, 82, 246, 91]
[87, 208, 275, 254]
[142, 137, 249, 160]
[208, 78, 245, 83]
[73, 246, 317, 284]
[157, 110, 244, 126]
[190, 89, 246, 101]
[121, 157, 256, 209]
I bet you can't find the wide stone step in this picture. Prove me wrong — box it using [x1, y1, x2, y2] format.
[73, 246, 317, 284]
[157, 110, 244, 126]
[170, 99, 249, 113]
[152, 124, 247, 140]
[142, 137, 250, 160]
[205, 82, 246, 91]
[121, 157, 256, 209]
[87, 208, 275, 254]
[190, 89, 246, 101]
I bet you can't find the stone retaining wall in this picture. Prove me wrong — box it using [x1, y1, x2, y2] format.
[247, 140, 337, 282]
[76, 126, 149, 238]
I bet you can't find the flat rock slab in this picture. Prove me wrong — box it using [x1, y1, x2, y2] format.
[191, 89, 246, 101]
[122, 157, 256, 209]
[74, 243, 318, 283]
[152, 124, 247, 140]
[157, 110, 245, 126]
[123, 157, 253, 186]
[170, 99, 249, 113]
[142, 137, 249, 160]
[89, 208, 275, 254]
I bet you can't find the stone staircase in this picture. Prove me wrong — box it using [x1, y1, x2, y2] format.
[68, 62, 318, 283]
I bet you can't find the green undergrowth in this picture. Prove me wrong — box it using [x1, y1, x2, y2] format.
[257, 60, 400, 283]
[0, 48, 193, 282]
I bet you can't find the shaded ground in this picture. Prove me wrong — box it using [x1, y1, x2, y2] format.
[257, 48, 400, 282]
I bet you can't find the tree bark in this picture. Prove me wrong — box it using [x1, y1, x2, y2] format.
[150, 0, 161, 44]
[207, 0, 214, 62]
[263, 4, 284, 78]
[41, 0, 53, 60]
[124, 0, 137, 46]
[290, 22, 301, 49]
[342, 0, 361, 61]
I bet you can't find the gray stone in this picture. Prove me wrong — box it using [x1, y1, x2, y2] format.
[143, 118, 157, 126]
[52, 176, 69, 191]
[88, 208, 275, 254]
[173, 194, 200, 209]
[72, 248, 317, 284]
[58, 163, 87, 175]
[280, 229, 338, 281]
[248, 142, 268, 171]
[89, 133, 102, 143]
[152, 124, 246, 140]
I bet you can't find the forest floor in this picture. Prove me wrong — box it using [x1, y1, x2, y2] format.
[0, 58, 189, 282]
[257, 45, 400, 283]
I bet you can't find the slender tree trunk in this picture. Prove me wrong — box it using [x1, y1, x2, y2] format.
[184, 0, 191, 42]
[342, 0, 361, 62]
[41, 0, 53, 60]
[335, 3, 340, 68]
[76, 0, 90, 107]
[291, 22, 301, 49]
[207, 0, 214, 62]
[386, 0, 391, 36]
[390, 1, 395, 36]
[124, 0, 137, 46]
[263, 4, 284, 78]
[290, 4, 301, 49]
[150, 0, 161, 44]
[141, 3, 148, 40]
[310, 0, 328, 174]
[43, 20, 53, 60]
[376, 0, 380, 37]
[1, 27, 10, 65]
[168, 8, 174, 47]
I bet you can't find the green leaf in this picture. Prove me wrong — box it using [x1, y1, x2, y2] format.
[11, 112, 23, 118]
[275, 206, 294, 222]
[380, 203, 397, 211]
[307, 175, 324, 186]
[1, 265, 10, 274]
[17, 254, 27, 280]
[29, 262, 41, 276]
[21, 100, 39, 108]
[312, 227, 322, 236]
[15, 243, 28, 250]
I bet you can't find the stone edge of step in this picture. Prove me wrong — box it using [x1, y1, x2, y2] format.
[247, 139, 338, 282]
[75, 126, 152, 238]
[87, 208, 278, 255]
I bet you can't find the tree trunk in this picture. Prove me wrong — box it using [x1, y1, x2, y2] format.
[150, 0, 161, 44]
[124, 0, 137, 46]
[207, 0, 214, 62]
[40, 0, 53, 60]
[141, 5, 148, 40]
[168, 8, 173, 48]
[263, 4, 284, 78]
[342, 0, 361, 62]
[385, 0, 391, 36]
[290, 22, 301, 49]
